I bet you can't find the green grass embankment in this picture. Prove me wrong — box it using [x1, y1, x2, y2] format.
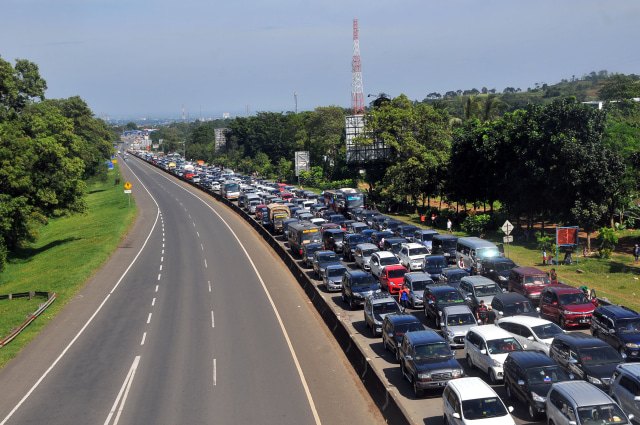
[0, 165, 138, 368]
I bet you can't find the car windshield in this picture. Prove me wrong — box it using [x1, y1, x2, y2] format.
[408, 246, 429, 256]
[559, 292, 591, 305]
[352, 275, 377, 287]
[577, 404, 628, 425]
[373, 302, 401, 320]
[361, 248, 377, 257]
[447, 272, 469, 283]
[419, 233, 435, 242]
[411, 279, 432, 291]
[503, 301, 536, 315]
[476, 248, 500, 261]
[447, 313, 476, 326]
[327, 267, 347, 277]
[306, 246, 322, 256]
[414, 342, 451, 360]
[531, 322, 564, 339]
[436, 291, 465, 304]
[389, 242, 404, 253]
[494, 261, 516, 272]
[349, 235, 367, 245]
[402, 226, 417, 234]
[524, 274, 551, 286]
[319, 253, 340, 263]
[525, 366, 569, 385]
[486, 337, 523, 354]
[387, 268, 407, 279]
[617, 319, 640, 333]
[462, 397, 508, 420]
[424, 258, 447, 269]
[578, 346, 622, 365]
[474, 284, 502, 297]
[394, 322, 424, 337]
[380, 257, 400, 266]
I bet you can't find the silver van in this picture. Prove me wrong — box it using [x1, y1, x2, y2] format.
[610, 363, 640, 423]
[546, 381, 632, 425]
[455, 237, 501, 274]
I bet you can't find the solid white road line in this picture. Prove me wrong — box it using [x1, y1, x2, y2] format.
[104, 356, 141, 425]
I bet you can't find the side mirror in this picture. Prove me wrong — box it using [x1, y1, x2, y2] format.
[609, 329, 616, 334]
[405, 355, 412, 360]
[508, 406, 514, 413]
[502, 288, 507, 293]
[569, 374, 575, 380]
[569, 358, 578, 364]
[452, 413, 461, 419]
[622, 353, 628, 359]
[568, 421, 577, 425]
[517, 380, 525, 386]
[536, 307, 541, 313]
[388, 333, 394, 337]
[480, 349, 487, 355]
[477, 320, 483, 325]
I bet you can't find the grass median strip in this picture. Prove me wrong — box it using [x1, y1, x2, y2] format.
[0, 165, 138, 369]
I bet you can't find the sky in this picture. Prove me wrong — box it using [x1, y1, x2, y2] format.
[2, 0, 639, 121]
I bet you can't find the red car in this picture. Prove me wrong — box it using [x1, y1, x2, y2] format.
[379, 265, 409, 295]
[539, 284, 598, 329]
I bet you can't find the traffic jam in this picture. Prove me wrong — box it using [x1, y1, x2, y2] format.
[135, 150, 640, 425]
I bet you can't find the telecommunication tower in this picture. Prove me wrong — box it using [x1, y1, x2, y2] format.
[182, 104, 185, 123]
[351, 19, 365, 116]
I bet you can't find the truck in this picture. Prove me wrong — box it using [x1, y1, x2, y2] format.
[267, 204, 290, 234]
[288, 222, 322, 256]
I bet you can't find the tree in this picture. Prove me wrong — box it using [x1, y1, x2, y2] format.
[479, 94, 506, 122]
[461, 95, 481, 121]
[600, 74, 640, 102]
[124, 121, 138, 131]
[0, 56, 47, 121]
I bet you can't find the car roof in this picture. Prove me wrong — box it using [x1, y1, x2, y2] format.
[383, 312, 422, 325]
[384, 264, 408, 271]
[375, 251, 398, 258]
[512, 266, 546, 275]
[443, 305, 473, 315]
[433, 234, 458, 240]
[405, 272, 432, 281]
[468, 324, 513, 339]
[415, 229, 439, 235]
[442, 269, 468, 276]
[498, 316, 557, 327]
[554, 331, 611, 348]
[325, 264, 347, 270]
[596, 304, 640, 319]
[356, 243, 378, 250]
[461, 276, 496, 286]
[551, 381, 613, 406]
[429, 284, 459, 293]
[316, 250, 337, 257]
[507, 351, 559, 368]
[615, 363, 640, 378]
[493, 292, 530, 303]
[385, 238, 407, 243]
[544, 284, 582, 295]
[404, 243, 426, 249]
[404, 329, 444, 345]
[485, 257, 515, 264]
[447, 377, 497, 399]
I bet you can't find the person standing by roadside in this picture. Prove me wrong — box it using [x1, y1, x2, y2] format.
[447, 218, 452, 234]
[399, 284, 410, 311]
[476, 300, 488, 325]
[634, 244, 640, 264]
[431, 213, 436, 229]
[549, 268, 558, 284]
[542, 249, 547, 266]
[485, 306, 497, 325]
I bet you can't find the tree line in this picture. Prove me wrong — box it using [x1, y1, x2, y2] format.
[0, 56, 118, 272]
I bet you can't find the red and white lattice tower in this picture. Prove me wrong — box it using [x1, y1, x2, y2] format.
[351, 19, 365, 116]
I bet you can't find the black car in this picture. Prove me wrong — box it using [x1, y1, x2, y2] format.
[342, 232, 370, 261]
[549, 332, 625, 391]
[301, 242, 323, 268]
[384, 220, 403, 233]
[341, 270, 381, 310]
[421, 255, 448, 281]
[323, 228, 346, 253]
[591, 304, 640, 360]
[348, 207, 365, 221]
[438, 269, 469, 290]
[369, 231, 395, 249]
[431, 234, 458, 264]
[312, 250, 342, 279]
[395, 225, 418, 241]
[481, 257, 517, 289]
[423, 284, 467, 327]
[491, 292, 540, 321]
[503, 351, 571, 420]
[382, 313, 425, 362]
[381, 238, 408, 256]
[398, 330, 464, 397]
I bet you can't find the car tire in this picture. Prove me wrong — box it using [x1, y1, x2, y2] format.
[505, 383, 513, 399]
[489, 369, 498, 384]
[619, 346, 626, 357]
[395, 349, 401, 363]
[528, 403, 539, 421]
[349, 297, 356, 310]
[341, 292, 346, 303]
[466, 354, 474, 370]
[413, 377, 424, 398]
[383, 340, 389, 351]
[559, 317, 566, 330]
[372, 325, 377, 338]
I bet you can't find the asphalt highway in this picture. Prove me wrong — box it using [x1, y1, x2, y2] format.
[0, 157, 384, 425]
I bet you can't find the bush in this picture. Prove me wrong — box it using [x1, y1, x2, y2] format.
[461, 214, 491, 235]
[596, 227, 618, 259]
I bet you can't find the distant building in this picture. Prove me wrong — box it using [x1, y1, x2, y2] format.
[214, 128, 229, 152]
[222, 113, 231, 119]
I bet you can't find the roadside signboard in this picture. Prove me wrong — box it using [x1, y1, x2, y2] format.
[502, 220, 513, 236]
[124, 182, 132, 190]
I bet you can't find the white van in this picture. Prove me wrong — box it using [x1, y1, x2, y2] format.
[455, 237, 501, 274]
[464, 325, 524, 383]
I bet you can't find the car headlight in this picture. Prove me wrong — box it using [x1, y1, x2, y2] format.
[626, 343, 639, 349]
[452, 368, 463, 378]
[491, 359, 502, 368]
[353, 292, 364, 298]
[531, 392, 546, 403]
[418, 373, 431, 380]
[447, 331, 454, 338]
[415, 294, 422, 300]
[587, 375, 603, 385]
[563, 310, 574, 316]
[499, 276, 507, 281]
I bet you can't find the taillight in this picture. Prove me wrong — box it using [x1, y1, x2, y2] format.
[299, 249, 303, 255]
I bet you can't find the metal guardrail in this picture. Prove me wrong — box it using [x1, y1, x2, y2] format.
[0, 292, 57, 348]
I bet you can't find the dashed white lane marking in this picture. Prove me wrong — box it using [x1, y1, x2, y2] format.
[204, 259, 207, 268]
[193, 222, 196, 227]
[159, 265, 162, 271]
[161, 257, 163, 262]
[146, 313, 152, 324]
[152, 298, 156, 306]
[162, 250, 164, 255]
[197, 232, 200, 237]
[155, 285, 159, 292]
[201, 244, 204, 250]
[213, 359, 217, 386]
[157, 274, 161, 280]
[208, 281, 211, 292]
[211, 311, 215, 328]
[140, 333, 146, 345]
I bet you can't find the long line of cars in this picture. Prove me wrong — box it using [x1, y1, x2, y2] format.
[137, 150, 640, 425]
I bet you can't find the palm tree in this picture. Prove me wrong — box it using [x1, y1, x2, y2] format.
[461, 95, 482, 121]
[480, 94, 507, 122]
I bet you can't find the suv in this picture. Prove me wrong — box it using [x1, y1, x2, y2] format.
[398, 330, 464, 397]
[322, 264, 348, 292]
[364, 293, 402, 337]
[547, 381, 631, 425]
[379, 264, 409, 295]
[540, 284, 597, 329]
[369, 251, 401, 280]
[439, 269, 469, 290]
[549, 332, 625, 391]
[465, 325, 524, 383]
[496, 316, 564, 356]
[322, 228, 346, 253]
[353, 243, 379, 271]
[424, 284, 467, 327]
[610, 363, 640, 422]
[480, 257, 516, 289]
[507, 266, 552, 303]
[431, 234, 458, 264]
[421, 255, 448, 281]
[395, 224, 418, 240]
[591, 304, 640, 359]
[369, 230, 395, 249]
[381, 313, 425, 363]
[490, 292, 540, 321]
[413, 229, 439, 250]
[312, 250, 342, 279]
[458, 275, 504, 315]
[341, 270, 381, 310]
[443, 377, 515, 425]
[503, 351, 571, 420]
[402, 272, 434, 309]
[342, 233, 369, 262]
[301, 243, 323, 268]
[397, 243, 430, 271]
[440, 305, 478, 348]
[381, 237, 408, 256]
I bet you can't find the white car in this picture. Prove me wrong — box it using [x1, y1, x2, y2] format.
[464, 325, 524, 384]
[443, 377, 515, 425]
[397, 243, 430, 271]
[369, 251, 401, 280]
[440, 305, 480, 348]
[495, 316, 564, 356]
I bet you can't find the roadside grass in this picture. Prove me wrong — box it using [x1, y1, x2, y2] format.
[0, 165, 137, 368]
